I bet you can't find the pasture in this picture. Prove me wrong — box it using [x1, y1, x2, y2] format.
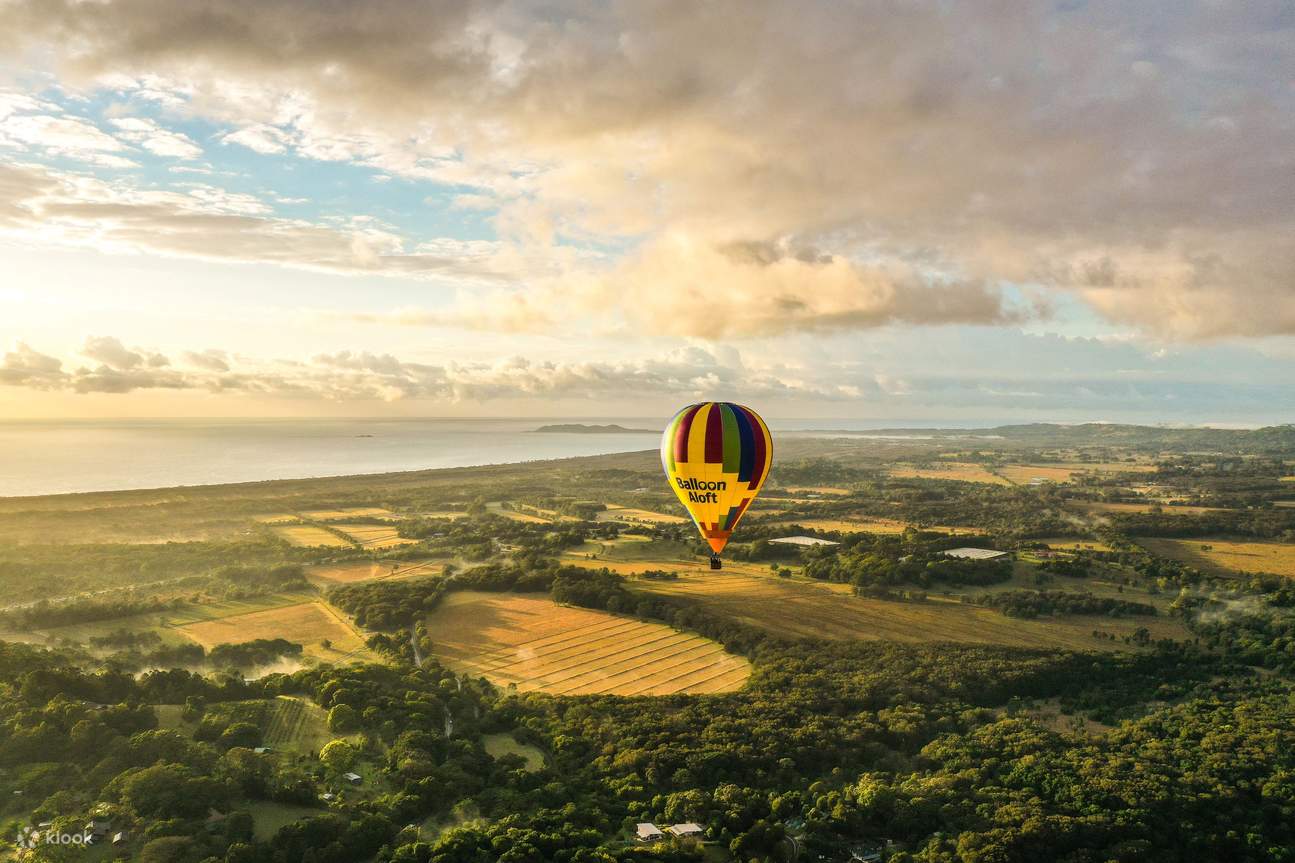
[767, 517, 982, 535]
[179, 600, 372, 662]
[595, 504, 687, 524]
[333, 522, 416, 549]
[888, 463, 1010, 485]
[631, 572, 1189, 650]
[271, 524, 353, 547]
[425, 591, 751, 695]
[1139, 538, 1295, 578]
[483, 733, 545, 772]
[301, 507, 398, 521]
[307, 559, 442, 585]
[1074, 501, 1222, 515]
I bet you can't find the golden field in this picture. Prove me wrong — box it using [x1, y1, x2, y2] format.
[889, 463, 1010, 485]
[271, 524, 353, 547]
[301, 507, 397, 521]
[595, 504, 687, 524]
[179, 600, 371, 661]
[333, 522, 417, 549]
[307, 559, 442, 585]
[425, 591, 751, 695]
[1139, 538, 1295, 578]
[632, 572, 1187, 650]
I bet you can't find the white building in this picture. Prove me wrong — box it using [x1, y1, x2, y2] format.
[635, 823, 665, 842]
[667, 823, 704, 838]
[942, 547, 1008, 560]
[769, 536, 840, 547]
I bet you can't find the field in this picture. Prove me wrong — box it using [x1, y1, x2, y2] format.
[307, 559, 442, 585]
[179, 600, 372, 661]
[1074, 501, 1222, 515]
[889, 463, 1010, 485]
[1139, 538, 1295, 578]
[1036, 538, 1117, 552]
[997, 465, 1080, 484]
[271, 524, 353, 547]
[263, 695, 337, 753]
[301, 507, 397, 520]
[595, 504, 686, 524]
[781, 486, 851, 496]
[332, 522, 417, 549]
[631, 572, 1189, 650]
[768, 517, 983, 536]
[425, 591, 751, 695]
[483, 733, 545, 772]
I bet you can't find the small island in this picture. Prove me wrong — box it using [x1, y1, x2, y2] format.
[532, 423, 656, 434]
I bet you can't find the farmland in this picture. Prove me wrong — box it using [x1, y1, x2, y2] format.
[179, 600, 373, 662]
[595, 504, 686, 524]
[271, 524, 353, 547]
[1138, 538, 1295, 579]
[306, 559, 443, 586]
[888, 463, 1010, 485]
[425, 591, 751, 695]
[630, 572, 1189, 651]
[332, 522, 417, 549]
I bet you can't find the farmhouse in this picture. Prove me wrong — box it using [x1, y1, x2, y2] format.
[635, 823, 665, 842]
[667, 823, 704, 838]
[342, 772, 362, 785]
[769, 535, 840, 547]
[942, 547, 1008, 560]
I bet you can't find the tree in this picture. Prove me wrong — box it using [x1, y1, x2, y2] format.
[320, 739, 357, 772]
[327, 703, 360, 734]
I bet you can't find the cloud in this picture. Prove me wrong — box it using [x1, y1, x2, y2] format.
[0, 110, 137, 168]
[0, 1, 1292, 339]
[109, 117, 202, 159]
[0, 162, 520, 280]
[0, 342, 65, 389]
[182, 349, 231, 372]
[82, 335, 168, 369]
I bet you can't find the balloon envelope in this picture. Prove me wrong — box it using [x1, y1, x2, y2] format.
[660, 402, 773, 554]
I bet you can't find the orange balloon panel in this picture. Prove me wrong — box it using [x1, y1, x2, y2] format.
[660, 402, 773, 554]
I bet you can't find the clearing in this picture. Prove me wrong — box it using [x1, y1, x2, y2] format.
[300, 507, 398, 521]
[426, 591, 751, 695]
[1139, 538, 1295, 578]
[271, 524, 353, 547]
[179, 600, 372, 662]
[889, 463, 1011, 485]
[595, 504, 687, 524]
[631, 572, 1188, 650]
[333, 522, 417, 549]
[307, 559, 442, 585]
[483, 733, 545, 772]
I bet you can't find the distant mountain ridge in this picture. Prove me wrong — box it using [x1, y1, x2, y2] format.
[532, 423, 657, 434]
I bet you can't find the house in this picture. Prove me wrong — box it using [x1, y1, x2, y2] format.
[112, 831, 129, 846]
[321, 792, 336, 802]
[253, 747, 272, 754]
[941, 547, 1008, 561]
[635, 823, 665, 842]
[84, 819, 111, 840]
[666, 823, 704, 839]
[342, 772, 362, 785]
[769, 535, 840, 547]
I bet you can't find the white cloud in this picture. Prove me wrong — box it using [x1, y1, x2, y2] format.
[109, 116, 202, 159]
[221, 124, 292, 154]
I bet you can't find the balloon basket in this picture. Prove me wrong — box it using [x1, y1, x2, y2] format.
[709, 554, 722, 570]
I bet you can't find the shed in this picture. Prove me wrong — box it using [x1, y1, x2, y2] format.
[769, 536, 840, 547]
[941, 547, 1008, 560]
[635, 823, 665, 842]
[342, 772, 362, 785]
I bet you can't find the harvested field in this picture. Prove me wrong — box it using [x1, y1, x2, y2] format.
[426, 591, 750, 695]
[272, 524, 353, 547]
[179, 600, 370, 661]
[768, 517, 982, 535]
[782, 486, 851, 496]
[1036, 538, 1116, 552]
[301, 507, 397, 521]
[307, 559, 442, 585]
[1075, 501, 1222, 515]
[596, 504, 687, 524]
[889, 463, 1010, 485]
[254, 514, 300, 524]
[998, 465, 1079, 484]
[1139, 538, 1295, 578]
[333, 522, 416, 549]
[632, 573, 1188, 650]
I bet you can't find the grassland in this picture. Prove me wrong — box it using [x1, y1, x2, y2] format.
[1139, 538, 1295, 578]
[767, 516, 983, 536]
[483, 733, 545, 772]
[631, 572, 1188, 650]
[301, 507, 397, 521]
[179, 600, 372, 662]
[271, 524, 353, 547]
[1074, 501, 1223, 515]
[889, 463, 1010, 485]
[595, 504, 686, 524]
[332, 523, 417, 549]
[426, 591, 751, 695]
[1036, 538, 1117, 552]
[307, 559, 443, 586]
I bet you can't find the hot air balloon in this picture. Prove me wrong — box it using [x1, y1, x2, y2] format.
[661, 402, 773, 569]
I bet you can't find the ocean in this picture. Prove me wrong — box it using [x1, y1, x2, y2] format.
[0, 416, 1025, 498]
[0, 418, 668, 498]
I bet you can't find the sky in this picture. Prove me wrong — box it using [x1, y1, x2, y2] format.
[0, 0, 1292, 424]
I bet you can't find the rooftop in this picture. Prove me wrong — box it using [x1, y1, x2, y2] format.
[942, 547, 1009, 560]
[769, 535, 840, 547]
